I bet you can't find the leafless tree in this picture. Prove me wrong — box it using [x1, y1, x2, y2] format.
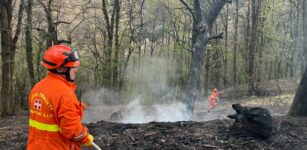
[184, 0, 229, 118]
[0, 0, 25, 117]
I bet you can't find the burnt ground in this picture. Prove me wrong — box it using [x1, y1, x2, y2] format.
[2, 113, 307, 150]
[1, 79, 306, 150]
[85, 116, 307, 150]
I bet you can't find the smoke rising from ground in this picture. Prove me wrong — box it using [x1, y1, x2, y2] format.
[121, 98, 189, 123]
[83, 56, 190, 123]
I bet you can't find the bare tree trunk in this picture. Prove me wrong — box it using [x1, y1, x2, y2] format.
[256, 1, 264, 83]
[303, 0, 307, 71]
[288, 68, 307, 116]
[26, 0, 35, 88]
[233, 0, 239, 98]
[258, 29, 264, 82]
[10, 0, 25, 113]
[204, 48, 210, 97]
[184, 0, 228, 119]
[36, 37, 45, 79]
[212, 23, 222, 88]
[248, 0, 261, 96]
[113, 0, 121, 89]
[223, 4, 228, 87]
[292, 3, 300, 78]
[150, 18, 156, 57]
[47, 0, 57, 47]
[289, 3, 295, 78]
[268, 60, 273, 80]
[189, 0, 202, 56]
[244, 2, 250, 86]
[102, 0, 115, 87]
[38, 0, 56, 47]
[0, 0, 12, 117]
[0, 0, 24, 117]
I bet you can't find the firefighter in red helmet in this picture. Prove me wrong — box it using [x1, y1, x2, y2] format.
[41, 45, 81, 81]
[208, 88, 221, 111]
[27, 45, 94, 150]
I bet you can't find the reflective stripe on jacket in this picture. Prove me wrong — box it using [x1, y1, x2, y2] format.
[27, 72, 89, 150]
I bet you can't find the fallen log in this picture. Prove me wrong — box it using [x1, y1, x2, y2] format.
[227, 103, 273, 139]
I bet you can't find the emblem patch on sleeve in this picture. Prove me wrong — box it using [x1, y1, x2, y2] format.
[34, 99, 42, 110]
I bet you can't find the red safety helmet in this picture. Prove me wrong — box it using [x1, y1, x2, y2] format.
[212, 88, 218, 92]
[41, 45, 80, 69]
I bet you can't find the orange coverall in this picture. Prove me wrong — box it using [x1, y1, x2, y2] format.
[27, 72, 90, 150]
[208, 90, 221, 111]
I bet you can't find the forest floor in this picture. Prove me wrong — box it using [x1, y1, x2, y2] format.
[1, 79, 307, 150]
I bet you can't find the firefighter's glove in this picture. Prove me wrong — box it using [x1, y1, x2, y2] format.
[82, 134, 94, 147]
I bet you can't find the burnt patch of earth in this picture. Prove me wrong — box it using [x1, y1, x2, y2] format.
[83, 116, 307, 150]
[2, 112, 306, 150]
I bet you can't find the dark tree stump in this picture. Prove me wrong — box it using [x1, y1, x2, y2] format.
[227, 103, 272, 139]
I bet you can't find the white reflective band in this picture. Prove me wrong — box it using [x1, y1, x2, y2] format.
[29, 119, 60, 132]
[73, 127, 86, 142]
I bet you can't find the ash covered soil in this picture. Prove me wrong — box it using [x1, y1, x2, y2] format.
[85, 116, 307, 150]
[1, 80, 307, 150]
[2, 114, 307, 150]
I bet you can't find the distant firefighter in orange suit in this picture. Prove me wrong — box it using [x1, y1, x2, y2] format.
[208, 88, 221, 111]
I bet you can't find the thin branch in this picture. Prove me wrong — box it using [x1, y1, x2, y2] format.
[37, 0, 48, 14]
[179, 0, 196, 22]
[53, 21, 71, 25]
[69, 19, 85, 36]
[208, 32, 223, 41]
[12, 0, 25, 45]
[58, 39, 72, 44]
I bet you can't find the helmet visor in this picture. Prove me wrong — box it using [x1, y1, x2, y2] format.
[61, 48, 80, 67]
[68, 49, 80, 62]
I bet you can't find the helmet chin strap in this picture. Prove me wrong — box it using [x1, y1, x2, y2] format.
[49, 67, 74, 82]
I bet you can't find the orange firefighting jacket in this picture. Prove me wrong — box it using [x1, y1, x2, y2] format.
[27, 72, 90, 150]
[208, 91, 221, 102]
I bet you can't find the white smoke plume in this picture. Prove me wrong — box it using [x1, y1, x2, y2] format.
[82, 56, 193, 123]
[121, 98, 189, 123]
